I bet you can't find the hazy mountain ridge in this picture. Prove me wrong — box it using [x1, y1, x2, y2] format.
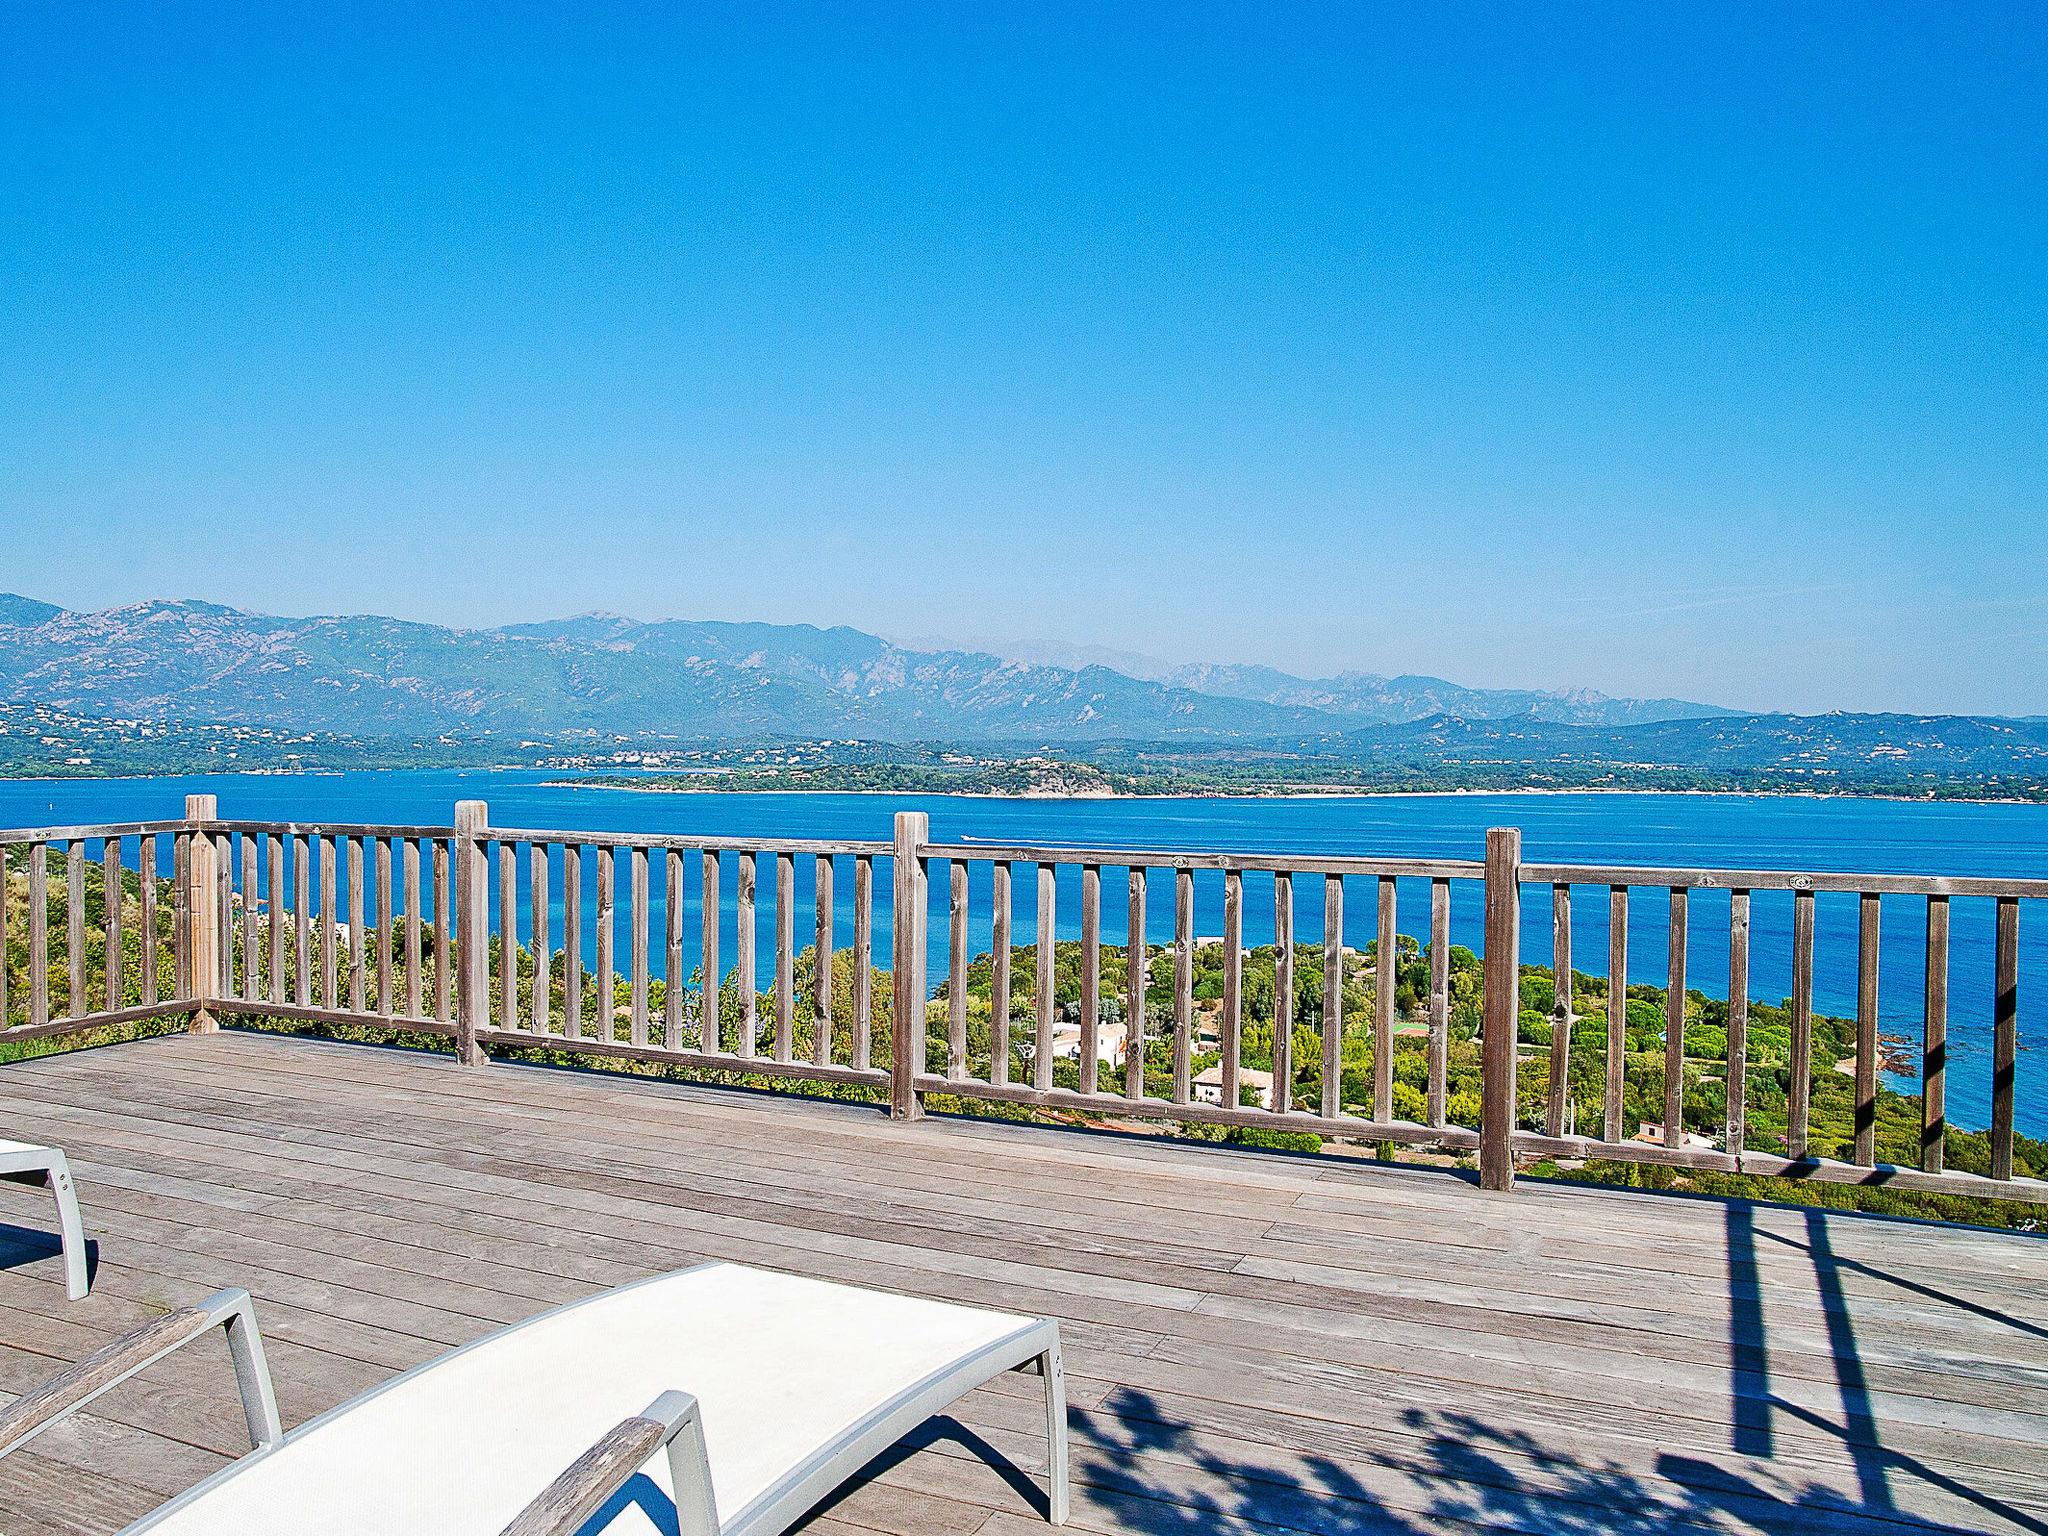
[0, 596, 1335, 743]
[1336, 710, 2048, 777]
[1158, 662, 1735, 727]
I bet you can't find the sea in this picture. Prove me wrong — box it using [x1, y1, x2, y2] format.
[4, 770, 2043, 1137]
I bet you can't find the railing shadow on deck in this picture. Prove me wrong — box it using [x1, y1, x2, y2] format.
[1723, 1202, 2048, 1536]
[793, 1203, 2046, 1536]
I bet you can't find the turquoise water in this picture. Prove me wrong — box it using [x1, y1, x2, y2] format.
[4, 771, 2043, 1137]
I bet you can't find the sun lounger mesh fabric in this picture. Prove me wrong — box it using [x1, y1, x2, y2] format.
[135, 1264, 1038, 1536]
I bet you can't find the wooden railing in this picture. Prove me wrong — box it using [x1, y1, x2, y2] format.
[2, 797, 2041, 1206]
[1514, 849, 2047, 1199]
[909, 826, 1487, 1157]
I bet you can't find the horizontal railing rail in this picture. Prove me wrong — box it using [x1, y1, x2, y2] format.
[3, 797, 2040, 1208]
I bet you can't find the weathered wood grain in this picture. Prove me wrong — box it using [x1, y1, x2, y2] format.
[7, 1029, 2036, 1536]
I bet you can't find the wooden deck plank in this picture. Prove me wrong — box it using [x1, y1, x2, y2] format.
[0, 1031, 2043, 1536]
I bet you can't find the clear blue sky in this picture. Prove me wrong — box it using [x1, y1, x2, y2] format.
[3, 3, 2043, 715]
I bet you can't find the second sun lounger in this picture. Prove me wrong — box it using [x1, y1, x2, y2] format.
[0, 1261, 1067, 1535]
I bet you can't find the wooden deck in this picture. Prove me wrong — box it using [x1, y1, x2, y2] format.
[0, 1032, 2044, 1536]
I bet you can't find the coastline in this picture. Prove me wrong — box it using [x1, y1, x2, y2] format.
[543, 777, 2048, 808]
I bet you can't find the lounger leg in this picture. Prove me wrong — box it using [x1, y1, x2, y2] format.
[1039, 1342, 1067, 1526]
[44, 1155, 88, 1302]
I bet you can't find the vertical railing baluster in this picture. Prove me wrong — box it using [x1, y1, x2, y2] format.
[698, 849, 719, 1050]
[0, 847, 10, 1028]
[1727, 890, 1750, 1159]
[345, 837, 365, 1013]
[666, 849, 686, 1051]
[29, 842, 49, 1028]
[1080, 864, 1101, 1096]
[563, 843, 584, 1041]
[103, 836, 123, 1014]
[734, 851, 755, 1057]
[595, 846, 616, 1043]
[948, 860, 968, 1080]
[1427, 876, 1449, 1128]
[773, 851, 793, 1061]
[319, 837, 338, 1010]
[239, 833, 259, 1004]
[1035, 863, 1056, 1094]
[1173, 867, 1194, 1105]
[67, 840, 85, 1018]
[1992, 897, 2019, 1182]
[531, 843, 552, 1036]
[0, 846, 11, 1028]
[267, 835, 286, 1005]
[214, 828, 234, 1000]
[991, 861, 1012, 1084]
[1125, 868, 1147, 1101]
[1222, 869, 1243, 1110]
[294, 834, 312, 1009]
[812, 854, 833, 1066]
[1664, 887, 1688, 1150]
[1320, 874, 1342, 1120]
[1547, 883, 1571, 1138]
[1605, 886, 1627, 1143]
[1272, 871, 1294, 1115]
[375, 837, 394, 1019]
[1374, 875, 1396, 1123]
[403, 840, 423, 1018]
[500, 841, 519, 1031]
[140, 835, 159, 1008]
[631, 846, 651, 1048]
[1788, 888, 1815, 1161]
[1854, 891, 1880, 1167]
[851, 854, 872, 1070]
[171, 827, 189, 1006]
[1922, 894, 1949, 1173]
[434, 838, 453, 1026]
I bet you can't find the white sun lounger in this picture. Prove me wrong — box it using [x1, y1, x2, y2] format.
[0, 1262, 1067, 1536]
[0, 1140, 88, 1300]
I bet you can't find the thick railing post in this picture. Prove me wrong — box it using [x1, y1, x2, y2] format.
[890, 811, 929, 1121]
[1479, 826, 1523, 1192]
[454, 800, 490, 1067]
[180, 794, 220, 1031]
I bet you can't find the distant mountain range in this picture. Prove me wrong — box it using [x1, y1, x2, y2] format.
[3, 594, 2045, 792]
[1152, 662, 1734, 728]
[0, 593, 1729, 743]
